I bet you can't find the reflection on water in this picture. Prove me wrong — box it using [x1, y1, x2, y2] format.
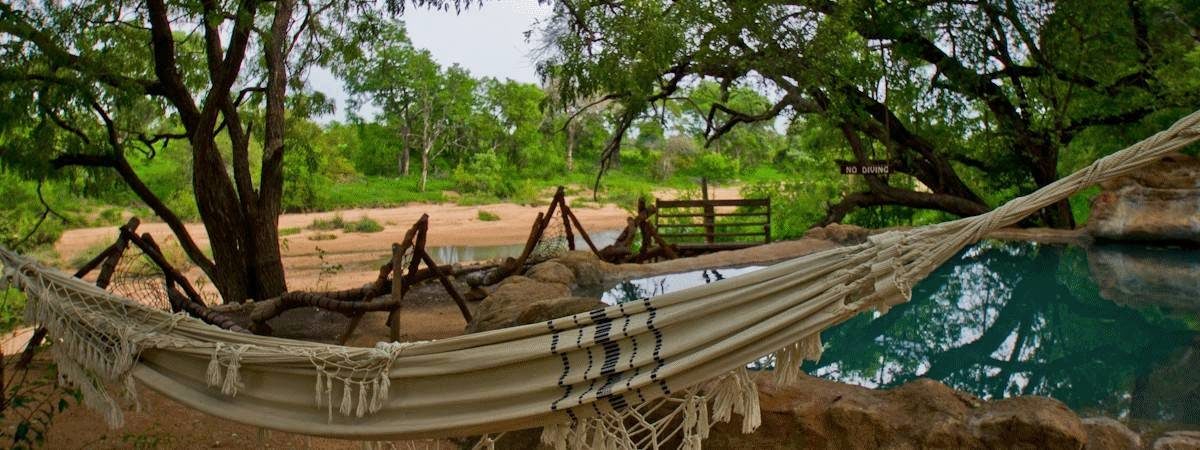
[599, 241, 1200, 427]
[600, 266, 765, 304]
[427, 230, 622, 265]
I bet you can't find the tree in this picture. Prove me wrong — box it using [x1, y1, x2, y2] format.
[541, 0, 1200, 228]
[0, 0, 471, 303]
[337, 18, 479, 191]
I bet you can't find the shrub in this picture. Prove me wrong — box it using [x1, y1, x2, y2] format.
[477, 210, 500, 221]
[452, 151, 515, 198]
[343, 217, 384, 233]
[308, 214, 346, 231]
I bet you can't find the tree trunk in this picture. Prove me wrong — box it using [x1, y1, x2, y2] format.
[399, 125, 411, 176]
[419, 147, 430, 192]
[1029, 146, 1076, 229]
[565, 121, 576, 172]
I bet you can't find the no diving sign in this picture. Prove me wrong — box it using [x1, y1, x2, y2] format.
[839, 161, 891, 175]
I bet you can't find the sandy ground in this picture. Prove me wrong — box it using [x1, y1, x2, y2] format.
[54, 185, 745, 293]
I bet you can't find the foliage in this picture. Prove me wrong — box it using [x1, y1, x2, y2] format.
[541, 0, 1200, 228]
[308, 214, 347, 231]
[477, 210, 501, 222]
[343, 217, 384, 233]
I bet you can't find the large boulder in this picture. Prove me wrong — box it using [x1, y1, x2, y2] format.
[1154, 431, 1200, 450]
[552, 251, 614, 288]
[465, 276, 571, 333]
[1083, 417, 1141, 450]
[1088, 153, 1200, 243]
[700, 375, 1089, 450]
[513, 297, 606, 326]
[525, 261, 576, 286]
[492, 373, 1123, 449]
[804, 223, 872, 245]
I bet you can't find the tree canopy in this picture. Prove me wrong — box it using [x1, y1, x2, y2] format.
[539, 0, 1200, 227]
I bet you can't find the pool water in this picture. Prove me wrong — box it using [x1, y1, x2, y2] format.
[599, 241, 1200, 427]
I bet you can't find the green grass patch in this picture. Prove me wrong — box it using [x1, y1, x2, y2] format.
[66, 240, 114, 270]
[315, 176, 448, 210]
[1, 287, 27, 334]
[477, 210, 501, 222]
[343, 217, 384, 233]
[279, 227, 302, 236]
[308, 214, 346, 231]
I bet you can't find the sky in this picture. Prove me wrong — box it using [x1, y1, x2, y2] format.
[308, 0, 555, 123]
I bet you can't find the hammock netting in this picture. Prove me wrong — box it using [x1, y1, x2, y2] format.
[2, 110, 1198, 449]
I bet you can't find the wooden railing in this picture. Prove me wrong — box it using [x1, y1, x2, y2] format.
[653, 197, 771, 254]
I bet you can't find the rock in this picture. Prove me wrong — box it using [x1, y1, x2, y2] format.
[491, 373, 1104, 450]
[552, 251, 613, 288]
[701, 374, 1088, 450]
[466, 277, 571, 333]
[974, 396, 1089, 450]
[804, 223, 872, 245]
[513, 297, 606, 326]
[1087, 243, 1200, 312]
[1082, 417, 1140, 450]
[1088, 153, 1200, 243]
[526, 261, 576, 286]
[1154, 431, 1200, 450]
[464, 287, 488, 302]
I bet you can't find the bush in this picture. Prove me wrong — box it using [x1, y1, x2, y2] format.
[477, 210, 500, 221]
[682, 151, 737, 182]
[452, 151, 515, 198]
[343, 217, 384, 233]
[308, 214, 346, 231]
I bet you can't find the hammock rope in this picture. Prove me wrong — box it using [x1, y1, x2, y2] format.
[1, 109, 1198, 449]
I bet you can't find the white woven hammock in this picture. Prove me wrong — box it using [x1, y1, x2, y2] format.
[2, 110, 1198, 449]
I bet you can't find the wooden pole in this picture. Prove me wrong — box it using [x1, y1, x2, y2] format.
[418, 251, 472, 323]
[563, 204, 599, 254]
[389, 243, 404, 342]
[638, 198, 651, 258]
[561, 192, 576, 251]
[701, 177, 715, 244]
[126, 231, 207, 307]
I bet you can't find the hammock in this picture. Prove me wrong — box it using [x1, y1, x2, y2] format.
[1, 110, 1198, 449]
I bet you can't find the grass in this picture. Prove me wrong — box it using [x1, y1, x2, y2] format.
[477, 210, 501, 221]
[308, 232, 338, 241]
[66, 240, 114, 270]
[343, 217, 384, 233]
[308, 214, 346, 231]
[279, 227, 302, 236]
[307, 214, 383, 233]
[314, 176, 448, 210]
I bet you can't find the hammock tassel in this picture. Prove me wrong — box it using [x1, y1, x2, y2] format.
[220, 345, 246, 397]
[339, 379, 354, 416]
[540, 422, 570, 450]
[709, 367, 761, 433]
[314, 370, 324, 407]
[206, 344, 224, 389]
[356, 381, 369, 418]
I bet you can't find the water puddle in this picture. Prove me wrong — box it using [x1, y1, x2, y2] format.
[426, 229, 622, 265]
[597, 240, 1200, 428]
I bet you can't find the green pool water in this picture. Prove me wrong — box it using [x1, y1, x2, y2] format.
[602, 241, 1200, 428]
